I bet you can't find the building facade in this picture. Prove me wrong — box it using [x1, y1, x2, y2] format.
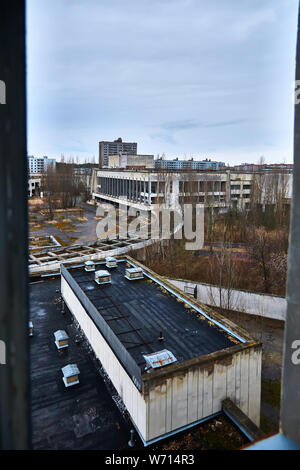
[90, 168, 293, 213]
[28, 176, 41, 197]
[108, 154, 154, 169]
[91, 168, 230, 211]
[28, 155, 56, 174]
[99, 138, 137, 168]
[155, 158, 226, 171]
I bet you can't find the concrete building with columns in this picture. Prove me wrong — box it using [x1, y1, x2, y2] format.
[90, 168, 230, 211]
[90, 167, 293, 213]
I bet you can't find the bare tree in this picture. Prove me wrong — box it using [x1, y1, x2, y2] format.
[208, 229, 237, 309]
[248, 227, 273, 293]
[41, 166, 58, 219]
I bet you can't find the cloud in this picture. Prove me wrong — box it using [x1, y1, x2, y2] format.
[160, 120, 200, 131]
[160, 118, 248, 132]
[26, 0, 297, 162]
[150, 133, 177, 145]
[201, 119, 249, 128]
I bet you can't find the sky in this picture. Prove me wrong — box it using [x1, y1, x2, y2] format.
[26, 0, 299, 165]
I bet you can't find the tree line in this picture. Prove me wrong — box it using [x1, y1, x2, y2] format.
[41, 163, 90, 219]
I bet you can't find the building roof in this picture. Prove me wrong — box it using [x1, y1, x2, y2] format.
[29, 271, 251, 450]
[65, 261, 242, 373]
[29, 277, 132, 450]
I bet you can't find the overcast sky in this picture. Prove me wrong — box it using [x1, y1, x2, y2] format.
[26, 0, 299, 164]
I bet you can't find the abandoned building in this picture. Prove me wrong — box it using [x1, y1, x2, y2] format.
[90, 167, 292, 212]
[60, 256, 262, 446]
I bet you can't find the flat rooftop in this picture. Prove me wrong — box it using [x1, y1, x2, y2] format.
[30, 274, 250, 450]
[65, 261, 242, 372]
[30, 277, 132, 450]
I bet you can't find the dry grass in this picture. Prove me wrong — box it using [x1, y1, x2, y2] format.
[46, 219, 59, 225]
[28, 197, 45, 207]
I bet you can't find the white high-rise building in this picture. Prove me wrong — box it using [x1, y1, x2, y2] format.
[27, 155, 56, 174]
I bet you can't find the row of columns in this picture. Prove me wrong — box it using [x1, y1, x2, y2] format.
[98, 176, 152, 205]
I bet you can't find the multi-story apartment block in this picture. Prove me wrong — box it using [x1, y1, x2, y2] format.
[27, 155, 56, 174]
[99, 138, 137, 168]
[155, 158, 226, 171]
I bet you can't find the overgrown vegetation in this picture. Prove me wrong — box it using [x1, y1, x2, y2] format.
[41, 161, 90, 219]
[132, 170, 290, 297]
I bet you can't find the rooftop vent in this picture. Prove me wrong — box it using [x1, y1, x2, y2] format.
[125, 267, 144, 281]
[29, 321, 33, 337]
[106, 256, 117, 268]
[84, 260, 95, 272]
[95, 269, 111, 285]
[158, 331, 164, 342]
[143, 349, 177, 370]
[61, 364, 80, 388]
[54, 330, 69, 349]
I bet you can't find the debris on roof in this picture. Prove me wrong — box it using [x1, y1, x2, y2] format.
[143, 349, 177, 369]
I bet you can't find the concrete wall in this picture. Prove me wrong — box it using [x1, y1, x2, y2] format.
[29, 237, 156, 276]
[144, 346, 261, 441]
[168, 279, 286, 322]
[108, 154, 154, 168]
[28, 177, 41, 197]
[61, 276, 147, 441]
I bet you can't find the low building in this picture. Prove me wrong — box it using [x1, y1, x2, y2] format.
[61, 257, 262, 446]
[91, 168, 229, 211]
[90, 167, 293, 213]
[28, 175, 41, 197]
[108, 154, 154, 169]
